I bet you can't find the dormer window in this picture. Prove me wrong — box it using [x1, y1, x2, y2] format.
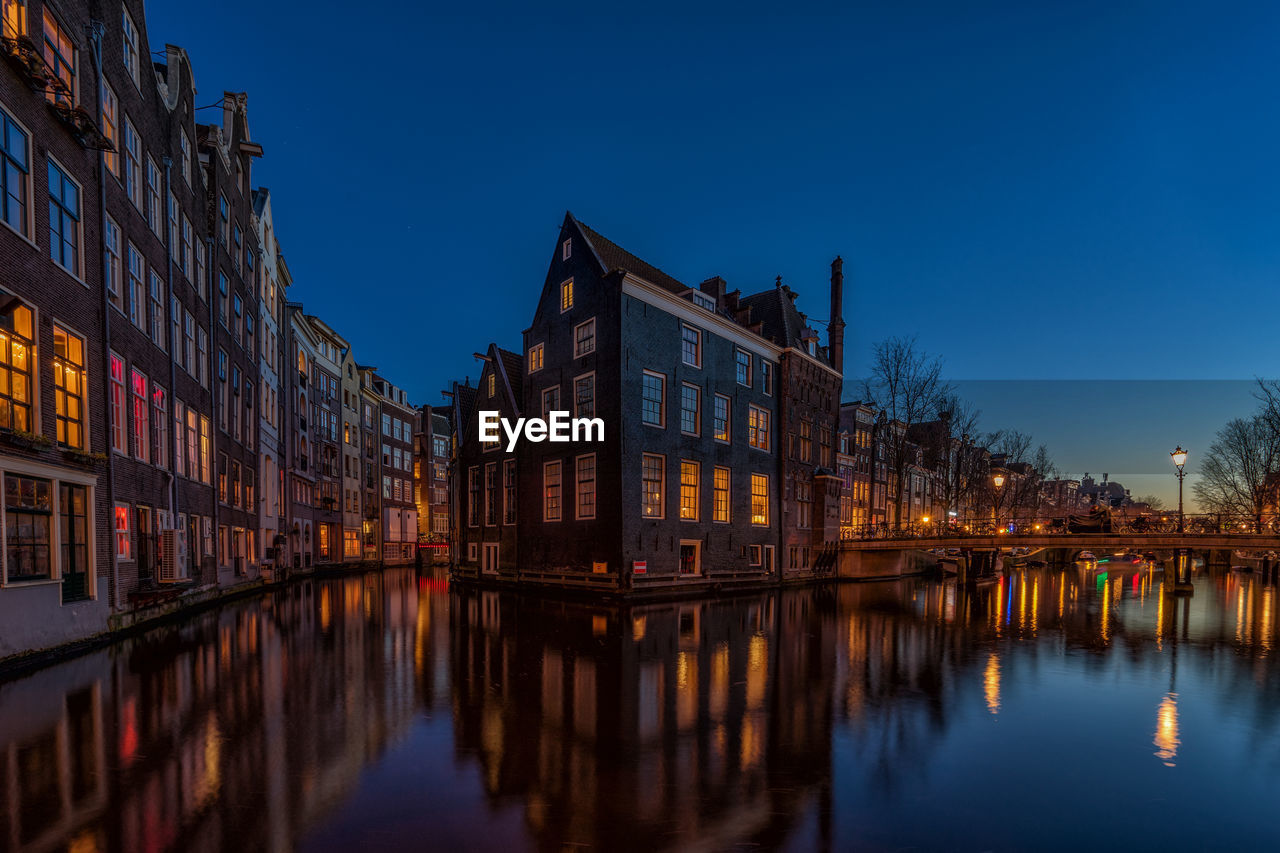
[691, 292, 715, 311]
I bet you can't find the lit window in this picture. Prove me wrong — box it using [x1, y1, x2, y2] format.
[736, 349, 752, 386]
[641, 371, 665, 427]
[681, 325, 701, 367]
[41, 8, 75, 107]
[713, 394, 730, 443]
[0, 105, 29, 237]
[642, 454, 664, 519]
[528, 343, 544, 373]
[748, 405, 770, 451]
[680, 383, 700, 435]
[114, 502, 132, 560]
[0, 296, 35, 431]
[574, 318, 595, 357]
[544, 460, 562, 522]
[488, 371, 496, 398]
[47, 160, 80, 274]
[713, 467, 730, 522]
[109, 353, 125, 452]
[560, 278, 573, 312]
[577, 454, 596, 520]
[751, 474, 769, 526]
[130, 369, 149, 462]
[2, 0, 25, 38]
[679, 460, 699, 521]
[53, 325, 85, 449]
[100, 79, 119, 174]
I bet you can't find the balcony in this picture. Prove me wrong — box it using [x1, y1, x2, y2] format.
[1, 33, 51, 91]
[0, 36, 113, 151]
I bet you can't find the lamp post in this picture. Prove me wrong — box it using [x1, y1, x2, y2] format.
[1170, 446, 1188, 533]
[992, 471, 1005, 528]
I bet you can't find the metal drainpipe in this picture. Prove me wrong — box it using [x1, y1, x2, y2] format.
[88, 21, 120, 610]
[163, 157, 178, 524]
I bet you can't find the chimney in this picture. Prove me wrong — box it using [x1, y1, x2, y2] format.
[829, 256, 845, 377]
[699, 276, 727, 306]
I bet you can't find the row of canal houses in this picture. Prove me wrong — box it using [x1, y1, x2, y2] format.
[0, 0, 428, 663]
[451, 212, 847, 593]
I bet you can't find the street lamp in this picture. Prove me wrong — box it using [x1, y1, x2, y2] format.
[1170, 446, 1188, 533]
[992, 470, 1005, 527]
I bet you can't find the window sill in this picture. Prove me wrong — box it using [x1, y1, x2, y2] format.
[1, 219, 39, 252]
[0, 577, 60, 589]
[50, 258, 89, 288]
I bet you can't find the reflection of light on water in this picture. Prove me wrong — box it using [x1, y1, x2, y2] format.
[746, 634, 767, 710]
[631, 615, 646, 641]
[1154, 693, 1180, 767]
[983, 653, 1001, 715]
[1262, 587, 1274, 654]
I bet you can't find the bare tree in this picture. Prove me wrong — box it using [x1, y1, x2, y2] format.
[926, 394, 982, 524]
[981, 430, 1057, 521]
[1132, 494, 1166, 510]
[863, 337, 953, 525]
[1193, 415, 1280, 527]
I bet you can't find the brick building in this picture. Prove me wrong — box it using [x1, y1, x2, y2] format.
[360, 368, 416, 564]
[413, 402, 451, 558]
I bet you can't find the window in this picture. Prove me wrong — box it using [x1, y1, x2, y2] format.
[0, 297, 34, 431]
[195, 240, 206, 301]
[218, 194, 229, 246]
[123, 119, 141, 209]
[748, 405, 770, 451]
[2, 0, 24, 37]
[146, 157, 161, 234]
[528, 343, 544, 372]
[484, 462, 497, 526]
[41, 8, 75, 107]
[797, 479, 812, 528]
[713, 394, 730, 442]
[503, 459, 516, 525]
[121, 6, 140, 87]
[680, 383, 700, 435]
[114, 502, 131, 560]
[218, 273, 228, 326]
[168, 192, 178, 261]
[126, 243, 143, 328]
[173, 401, 185, 477]
[149, 270, 164, 348]
[179, 128, 192, 186]
[574, 318, 595, 356]
[53, 325, 85, 449]
[800, 419, 812, 463]
[641, 371, 665, 427]
[151, 384, 168, 470]
[641, 454, 664, 519]
[681, 325, 701, 367]
[199, 416, 211, 483]
[4, 474, 51, 580]
[100, 80, 119, 174]
[560, 278, 573, 312]
[679, 461, 699, 521]
[576, 454, 596, 520]
[751, 474, 769, 525]
[183, 311, 195, 376]
[99, 216, 122, 310]
[197, 327, 208, 388]
[762, 360, 773, 396]
[541, 385, 560, 418]
[109, 354, 125, 452]
[0, 105, 29, 237]
[736, 349, 752, 386]
[131, 369, 149, 462]
[246, 314, 255, 358]
[713, 467, 730, 522]
[679, 541, 700, 575]
[562, 238, 571, 260]
[382, 412, 391, 435]
[544, 461, 562, 522]
[487, 371, 496, 398]
[574, 373, 594, 418]
[47, 160, 80, 274]
[467, 467, 479, 526]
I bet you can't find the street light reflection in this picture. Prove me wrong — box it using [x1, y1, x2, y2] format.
[1154, 693, 1180, 767]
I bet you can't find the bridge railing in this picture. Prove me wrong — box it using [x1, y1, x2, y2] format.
[839, 514, 1276, 542]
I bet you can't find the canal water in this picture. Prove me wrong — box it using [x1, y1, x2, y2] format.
[1, 563, 1278, 851]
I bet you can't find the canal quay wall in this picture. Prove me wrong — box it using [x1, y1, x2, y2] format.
[0, 561, 401, 679]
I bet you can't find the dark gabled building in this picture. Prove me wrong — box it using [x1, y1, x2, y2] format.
[455, 343, 521, 579]
[739, 259, 845, 581]
[413, 404, 451, 562]
[512, 213, 787, 591]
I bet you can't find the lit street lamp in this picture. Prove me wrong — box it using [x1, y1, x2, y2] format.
[1170, 446, 1188, 533]
[992, 470, 1006, 527]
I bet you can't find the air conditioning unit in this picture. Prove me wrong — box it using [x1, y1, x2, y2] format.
[159, 528, 189, 583]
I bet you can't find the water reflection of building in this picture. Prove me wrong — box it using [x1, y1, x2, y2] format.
[448, 587, 837, 849]
[0, 569, 427, 853]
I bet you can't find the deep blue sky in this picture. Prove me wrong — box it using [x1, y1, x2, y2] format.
[146, 0, 1280, 502]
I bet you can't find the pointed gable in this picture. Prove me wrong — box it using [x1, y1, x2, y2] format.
[569, 213, 690, 296]
[739, 283, 810, 349]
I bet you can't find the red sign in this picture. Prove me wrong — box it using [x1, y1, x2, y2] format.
[633, 560, 647, 575]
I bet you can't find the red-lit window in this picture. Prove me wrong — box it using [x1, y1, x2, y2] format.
[114, 502, 132, 560]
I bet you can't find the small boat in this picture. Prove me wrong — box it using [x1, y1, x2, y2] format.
[1078, 551, 1096, 561]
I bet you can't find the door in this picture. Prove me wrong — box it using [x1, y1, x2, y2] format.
[482, 542, 499, 575]
[679, 541, 701, 575]
[59, 483, 89, 603]
[137, 506, 153, 582]
[763, 545, 775, 577]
